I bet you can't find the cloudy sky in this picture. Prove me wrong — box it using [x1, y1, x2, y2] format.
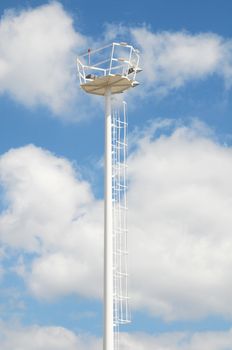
[1, 0, 232, 349]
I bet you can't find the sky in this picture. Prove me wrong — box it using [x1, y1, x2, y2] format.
[1, 0, 232, 349]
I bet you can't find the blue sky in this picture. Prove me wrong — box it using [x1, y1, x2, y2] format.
[1, 1, 232, 349]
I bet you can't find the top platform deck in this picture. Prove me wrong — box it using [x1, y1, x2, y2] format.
[80, 74, 134, 96]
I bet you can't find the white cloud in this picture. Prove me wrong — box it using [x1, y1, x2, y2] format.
[121, 330, 232, 350]
[1, 323, 232, 350]
[0, 322, 101, 350]
[0, 2, 89, 117]
[1, 2, 232, 116]
[128, 120, 232, 320]
[131, 28, 232, 95]
[2, 121, 232, 321]
[0, 145, 103, 299]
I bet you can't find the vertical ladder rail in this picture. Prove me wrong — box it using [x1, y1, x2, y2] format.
[112, 101, 130, 350]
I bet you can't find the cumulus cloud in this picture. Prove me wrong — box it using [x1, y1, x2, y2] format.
[0, 322, 101, 350]
[1, 323, 232, 350]
[1, 2, 232, 116]
[128, 120, 232, 320]
[131, 28, 232, 95]
[2, 121, 232, 322]
[0, 145, 103, 299]
[121, 330, 232, 350]
[0, 2, 89, 117]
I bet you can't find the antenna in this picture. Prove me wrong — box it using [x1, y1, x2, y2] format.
[77, 42, 141, 350]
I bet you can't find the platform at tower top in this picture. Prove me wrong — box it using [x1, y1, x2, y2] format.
[76, 42, 141, 96]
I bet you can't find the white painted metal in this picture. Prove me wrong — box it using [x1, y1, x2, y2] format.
[112, 101, 130, 350]
[104, 88, 114, 350]
[76, 42, 140, 350]
[76, 42, 140, 96]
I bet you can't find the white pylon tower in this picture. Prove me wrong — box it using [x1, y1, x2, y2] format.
[77, 42, 140, 350]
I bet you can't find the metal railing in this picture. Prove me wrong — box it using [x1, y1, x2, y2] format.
[77, 42, 140, 86]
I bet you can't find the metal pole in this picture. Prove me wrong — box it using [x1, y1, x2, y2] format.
[104, 88, 114, 350]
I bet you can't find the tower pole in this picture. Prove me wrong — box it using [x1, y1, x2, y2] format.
[104, 87, 114, 350]
[77, 42, 140, 350]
